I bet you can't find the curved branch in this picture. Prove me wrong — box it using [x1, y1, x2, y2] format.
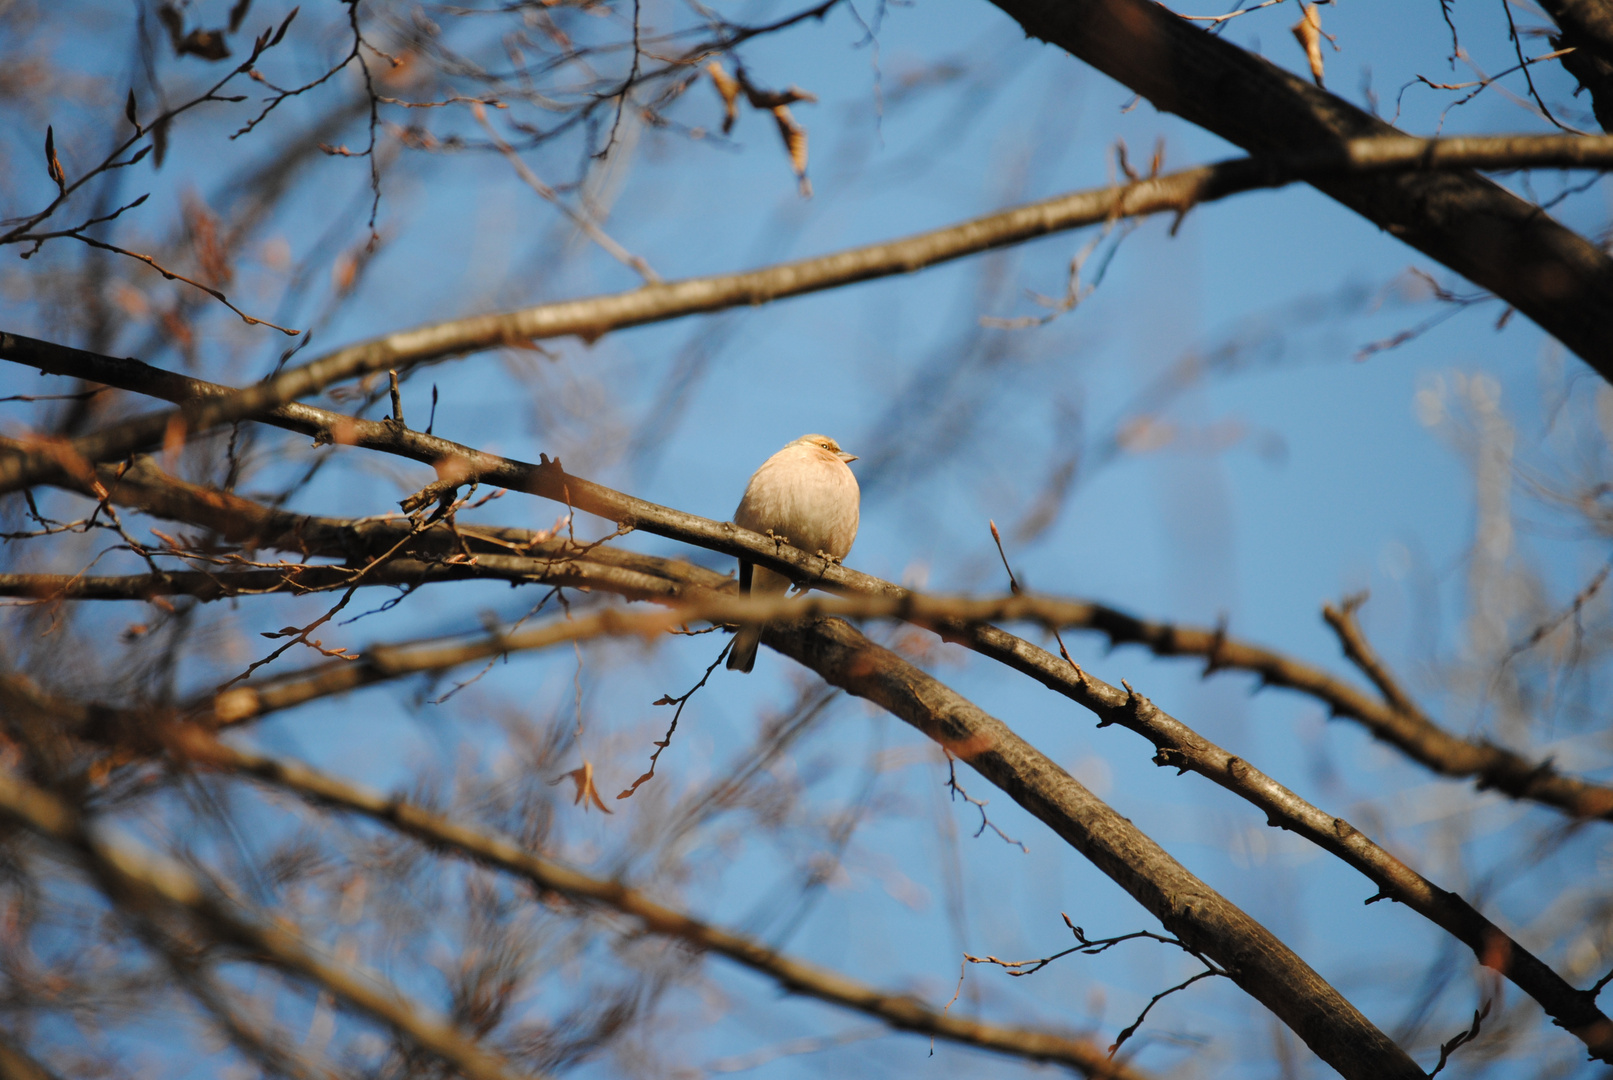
[14, 329, 1611, 822]
[62, 577, 1601, 1061]
[1028, 597, 1613, 822]
[11, 350, 1610, 1057]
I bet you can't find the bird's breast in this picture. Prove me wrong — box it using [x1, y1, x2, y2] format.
[734, 454, 860, 559]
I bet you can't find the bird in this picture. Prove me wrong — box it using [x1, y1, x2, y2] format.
[726, 433, 860, 673]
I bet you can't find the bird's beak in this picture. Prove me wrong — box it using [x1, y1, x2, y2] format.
[838, 452, 859, 463]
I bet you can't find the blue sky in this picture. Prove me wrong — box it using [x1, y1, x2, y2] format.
[3, 0, 1611, 1075]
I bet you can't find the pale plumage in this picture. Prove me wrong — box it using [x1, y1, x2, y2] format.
[727, 434, 860, 673]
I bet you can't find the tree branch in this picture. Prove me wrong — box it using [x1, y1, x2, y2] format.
[18, 347, 1613, 824]
[0, 768, 542, 1080]
[983, 0, 1613, 376]
[12, 352, 1610, 1058]
[761, 616, 1425, 1080]
[74, 580, 1600, 1061]
[5, 131, 1613, 491]
[183, 734, 1146, 1080]
[15, 352, 1612, 820]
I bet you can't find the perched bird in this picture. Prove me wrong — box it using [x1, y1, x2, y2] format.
[727, 434, 861, 673]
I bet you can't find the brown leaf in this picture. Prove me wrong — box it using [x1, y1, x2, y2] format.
[772, 106, 811, 198]
[270, 7, 299, 48]
[151, 114, 170, 170]
[158, 3, 231, 61]
[185, 195, 232, 288]
[44, 126, 65, 193]
[707, 62, 740, 134]
[1291, 4, 1325, 87]
[178, 28, 231, 61]
[553, 760, 613, 813]
[157, 3, 185, 51]
[740, 79, 818, 110]
[228, 0, 253, 33]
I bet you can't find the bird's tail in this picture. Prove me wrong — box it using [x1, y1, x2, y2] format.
[726, 624, 762, 673]
[727, 559, 760, 673]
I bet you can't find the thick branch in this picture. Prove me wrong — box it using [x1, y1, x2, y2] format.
[0, 557, 683, 605]
[0, 1036, 66, 1080]
[20, 360, 1612, 825]
[3, 617, 1421, 1074]
[1540, 0, 1613, 130]
[187, 735, 1144, 1080]
[983, 0, 1613, 376]
[13, 369, 1610, 1055]
[762, 616, 1424, 1079]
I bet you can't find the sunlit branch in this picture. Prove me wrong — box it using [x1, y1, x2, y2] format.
[98, 577, 1605, 1060]
[758, 617, 1423, 1079]
[6, 132, 1613, 495]
[0, 1034, 67, 1080]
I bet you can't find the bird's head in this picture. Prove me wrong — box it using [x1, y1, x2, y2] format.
[795, 433, 858, 463]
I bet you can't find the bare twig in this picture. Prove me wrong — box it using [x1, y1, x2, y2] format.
[472, 103, 659, 282]
[945, 752, 1028, 851]
[617, 639, 732, 800]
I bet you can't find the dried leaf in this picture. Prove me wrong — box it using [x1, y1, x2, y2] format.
[151, 114, 170, 169]
[741, 81, 818, 110]
[157, 3, 185, 50]
[125, 89, 139, 132]
[707, 61, 740, 134]
[772, 105, 811, 198]
[43, 126, 65, 193]
[552, 761, 613, 813]
[1291, 4, 1325, 87]
[179, 28, 231, 60]
[158, 3, 231, 61]
[228, 0, 252, 33]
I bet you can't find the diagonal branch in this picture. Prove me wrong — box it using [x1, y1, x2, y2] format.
[760, 616, 1425, 1080]
[4, 621, 1420, 1075]
[56, 577, 1597, 1061]
[11, 328, 1610, 825]
[9, 353, 1611, 1056]
[11, 329, 1611, 822]
[0, 768, 541, 1080]
[6, 132, 1613, 493]
[183, 734, 1146, 1080]
[1050, 596, 1613, 821]
[982, 0, 1613, 377]
[18, 451, 1609, 1061]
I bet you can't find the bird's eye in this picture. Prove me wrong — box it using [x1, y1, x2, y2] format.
[821, 443, 831, 450]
